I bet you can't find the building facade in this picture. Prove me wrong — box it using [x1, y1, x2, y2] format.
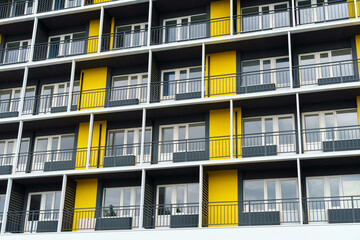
[0, 0, 360, 239]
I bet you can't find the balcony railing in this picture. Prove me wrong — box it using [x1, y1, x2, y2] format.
[101, 29, 148, 52]
[0, 0, 34, 19]
[294, 59, 358, 87]
[235, 6, 291, 34]
[0, 98, 20, 118]
[296, 0, 355, 26]
[33, 36, 98, 61]
[22, 93, 70, 115]
[6, 209, 60, 233]
[151, 16, 230, 45]
[0, 153, 15, 175]
[0, 45, 30, 65]
[16, 148, 87, 173]
[37, 0, 82, 13]
[303, 125, 360, 153]
[62, 206, 140, 231]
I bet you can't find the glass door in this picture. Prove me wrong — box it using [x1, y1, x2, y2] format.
[0, 140, 15, 167]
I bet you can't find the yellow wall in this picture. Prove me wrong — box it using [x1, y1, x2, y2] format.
[88, 20, 100, 53]
[208, 170, 238, 227]
[0, 34, 2, 45]
[355, 35, 360, 78]
[76, 121, 107, 169]
[237, 0, 241, 33]
[210, 0, 230, 37]
[109, 17, 115, 51]
[357, 96, 360, 125]
[79, 67, 108, 109]
[209, 107, 242, 159]
[205, 51, 237, 97]
[73, 179, 98, 230]
[348, 1, 356, 18]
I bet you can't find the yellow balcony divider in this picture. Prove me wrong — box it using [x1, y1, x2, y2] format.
[88, 19, 100, 53]
[357, 97, 360, 125]
[210, 0, 231, 37]
[109, 17, 115, 51]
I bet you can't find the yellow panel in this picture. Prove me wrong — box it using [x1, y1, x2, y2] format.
[237, 0, 241, 33]
[357, 96, 360, 125]
[348, 1, 355, 18]
[210, 0, 230, 37]
[73, 179, 98, 231]
[110, 17, 115, 51]
[208, 170, 238, 227]
[355, 35, 360, 78]
[88, 20, 100, 53]
[79, 67, 107, 109]
[0, 34, 2, 45]
[209, 107, 241, 160]
[205, 51, 237, 97]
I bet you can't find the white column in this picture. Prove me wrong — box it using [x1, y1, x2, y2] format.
[147, 0, 153, 46]
[355, 0, 358, 18]
[287, 32, 294, 89]
[140, 108, 147, 165]
[81, 0, 84, 7]
[1, 179, 13, 234]
[291, 0, 296, 27]
[201, 43, 205, 99]
[138, 169, 146, 229]
[295, 93, 303, 153]
[17, 67, 29, 117]
[86, 114, 94, 169]
[198, 165, 203, 228]
[57, 175, 67, 232]
[97, 7, 105, 54]
[29, 17, 38, 62]
[296, 158, 304, 225]
[230, 100, 234, 159]
[33, 0, 39, 14]
[147, 50, 152, 104]
[67, 60, 76, 112]
[230, 0, 234, 35]
[12, 121, 24, 174]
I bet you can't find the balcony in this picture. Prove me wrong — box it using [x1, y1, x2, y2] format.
[101, 28, 148, 52]
[0, 0, 34, 19]
[22, 92, 71, 115]
[0, 44, 30, 65]
[0, 153, 15, 175]
[0, 97, 20, 118]
[37, 0, 82, 13]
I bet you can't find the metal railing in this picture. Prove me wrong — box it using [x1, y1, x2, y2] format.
[303, 125, 360, 152]
[143, 203, 199, 228]
[22, 93, 70, 115]
[0, 45, 30, 65]
[62, 206, 140, 231]
[306, 196, 360, 223]
[204, 199, 300, 226]
[0, 0, 34, 19]
[33, 36, 98, 61]
[6, 209, 60, 233]
[294, 59, 358, 87]
[151, 16, 230, 45]
[0, 98, 20, 116]
[0, 153, 15, 168]
[16, 148, 87, 172]
[296, 0, 355, 25]
[37, 0, 82, 13]
[235, 7, 291, 34]
[151, 77, 202, 102]
[102, 29, 148, 52]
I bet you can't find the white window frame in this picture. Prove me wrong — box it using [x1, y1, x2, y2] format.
[115, 23, 148, 49]
[4, 40, 31, 64]
[111, 73, 148, 103]
[0, 138, 30, 168]
[47, 32, 86, 58]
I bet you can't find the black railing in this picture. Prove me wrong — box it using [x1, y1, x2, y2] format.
[102, 29, 148, 52]
[0, 98, 20, 117]
[22, 93, 70, 115]
[294, 59, 358, 87]
[0, 45, 30, 65]
[0, 0, 34, 19]
[151, 16, 230, 45]
[235, 7, 291, 34]
[33, 36, 98, 61]
[0, 153, 15, 173]
[6, 209, 60, 233]
[296, 0, 355, 25]
[37, 0, 82, 13]
[303, 125, 360, 152]
[62, 206, 140, 231]
[16, 148, 87, 172]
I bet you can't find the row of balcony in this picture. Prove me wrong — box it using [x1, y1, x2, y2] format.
[2, 196, 360, 233]
[1, 125, 359, 174]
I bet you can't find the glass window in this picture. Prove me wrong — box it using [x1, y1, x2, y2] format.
[244, 180, 264, 201]
[104, 188, 121, 208]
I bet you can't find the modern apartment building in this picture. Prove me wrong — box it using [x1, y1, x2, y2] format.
[0, 0, 359, 239]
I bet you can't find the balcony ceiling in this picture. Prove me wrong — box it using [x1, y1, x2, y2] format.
[28, 63, 72, 80]
[106, 2, 149, 19]
[153, 0, 210, 13]
[0, 20, 34, 36]
[14, 176, 63, 187]
[0, 69, 24, 85]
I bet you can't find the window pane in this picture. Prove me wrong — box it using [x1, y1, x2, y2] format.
[60, 135, 74, 150]
[188, 123, 205, 151]
[104, 188, 121, 207]
[187, 183, 199, 203]
[123, 189, 131, 206]
[267, 181, 276, 200]
[279, 117, 294, 145]
[161, 127, 173, 153]
[244, 180, 264, 201]
[243, 119, 262, 146]
[276, 58, 289, 86]
[304, 115, 320, 144]
[342, 175, 360, 196]
[307, 178, 325, 210]
[242, 60, 260, 86]
[176, 186, 185, 204]
[329, 177, 340, 207]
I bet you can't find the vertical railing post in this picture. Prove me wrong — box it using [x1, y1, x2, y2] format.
[287, 32, 294, 89]
[97, 7, 104, 53]
[86, 114, 94, 169]
[12, 121, 24, 174]
[29, 17, 38, 62]
[296, 158, 304, 224]
[67, 60, 76, 112]
[57, 175, 67, 232]
[198, 165, 203, 228]
[230, 100, 234, 159]
[138, 169, 146, 229]
[140, 108, 146, 165]
[201, 43, 205, 99]
[0, 178, 12, 234]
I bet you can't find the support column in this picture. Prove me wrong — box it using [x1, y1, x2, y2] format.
[140, 108, 147, 165]
[355, 0, 358, 18]
[57, 175, 67, 232]
[97, 7, 105, 53]
[230, 100, 234, 159]
[147, 50, 152, 104]
[17, 67, 29, 117]
[230, 0, 234, 35]
[67, 60, 76, 112]
[29, 17, 38, 62]
[138, 169, 146, 229]
[12, 121, 24, 174]
[1, 179, 13, 234]
[201, 43, 205, 99]
[86, 114, 94, 169]
[296, 158, 304, 225]
[33, 0, 39, 13]
[287, 32, 294, 89]
[291, 0, 296, 27]
[147, 0, 153, 46]
[198, 165, 203, 228]
[296, 93, 303, 153]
